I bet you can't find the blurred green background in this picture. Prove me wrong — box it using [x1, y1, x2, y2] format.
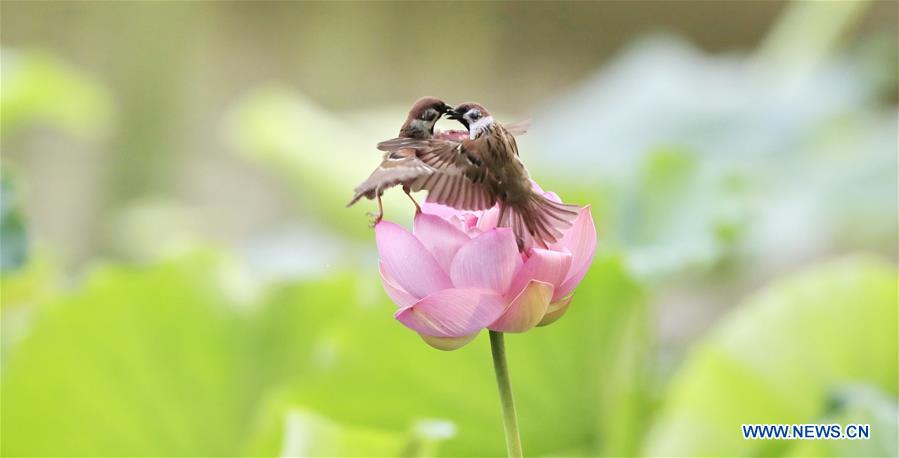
[1, 1, 897, 457]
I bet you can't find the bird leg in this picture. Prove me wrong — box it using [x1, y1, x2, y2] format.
[403, 186, 421, 214]
[367, 194, 384, 227]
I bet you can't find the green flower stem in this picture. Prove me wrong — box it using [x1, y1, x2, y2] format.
[489, 330, 523, 458]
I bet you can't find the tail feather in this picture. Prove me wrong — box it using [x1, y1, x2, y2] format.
[499, 193, 580, 250]
[346, 192, 364, 207]
[347, 186, 377, 207]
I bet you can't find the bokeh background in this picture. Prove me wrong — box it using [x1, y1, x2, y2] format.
[1, 1, 897, 457]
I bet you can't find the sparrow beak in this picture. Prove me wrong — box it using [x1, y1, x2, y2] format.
[446, 107, 464, 121]
[440, 104, 454, 117]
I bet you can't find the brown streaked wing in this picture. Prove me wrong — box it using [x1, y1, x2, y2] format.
[407, 141, 496, 211]
[376, 136, 497, 211]
[376, 137, 443, 152]
[351, 149, 434, 198]
[379, 137, 477, 173]
[411, 172, 495, 211]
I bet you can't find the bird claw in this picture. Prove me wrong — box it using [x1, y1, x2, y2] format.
[366, 211, 383, 228]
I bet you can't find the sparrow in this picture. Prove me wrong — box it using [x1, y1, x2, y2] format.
[377, 102, 579, 250]
[347, 96, 452, 225]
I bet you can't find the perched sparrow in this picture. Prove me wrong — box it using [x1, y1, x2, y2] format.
[377, 102, 579, 250]
[347, 96, 452, 225]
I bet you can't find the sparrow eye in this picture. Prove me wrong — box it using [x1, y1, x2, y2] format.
[468, 110, 481, 121]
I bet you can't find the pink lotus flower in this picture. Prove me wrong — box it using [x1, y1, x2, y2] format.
[375, 185, 597, 350]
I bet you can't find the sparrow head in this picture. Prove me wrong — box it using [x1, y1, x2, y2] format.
[402, 96, 452, 138]
[447, 102, 494, 138]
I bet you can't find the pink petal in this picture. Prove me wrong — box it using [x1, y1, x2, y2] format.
[421, 202, 473, 233]
[450, 228, 522, 292]
[489, 280, 553, 333]
[375, 221, 452, 299]
[476, 206, 500, 232]
[506, 248, 572, 299]
[461, 214, 479, 231]
[421, 202, 463, 220]
[413, 212, 471, 272]
[395, 288, 506, 337]
[379, 262, 418, 308]
[551, 206, 597, 300]
[556, 273, 589, 301]
[419, 332, 479, 351]
[538, 295, 574, 327]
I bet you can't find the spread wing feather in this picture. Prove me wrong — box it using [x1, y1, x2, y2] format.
[371, 120, 529, 212]
[347, 149, 434, 206]
[504, 119, 531, 136]
[379, 137, 496, 211]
